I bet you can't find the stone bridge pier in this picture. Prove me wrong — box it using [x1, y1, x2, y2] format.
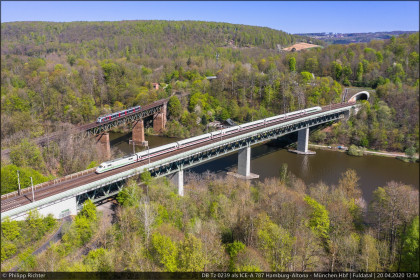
[132, 119, 147, 146]
[96, 133, 111, 159]
[153, 103, 167, 133]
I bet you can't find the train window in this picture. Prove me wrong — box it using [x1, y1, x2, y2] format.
[107, 164, 111, 167]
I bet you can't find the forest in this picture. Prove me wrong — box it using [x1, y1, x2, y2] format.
[1, 21, 418, 190]
[1, 170, 419, 272]
[0, 20, 419, 272]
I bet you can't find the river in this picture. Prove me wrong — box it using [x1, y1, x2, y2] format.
[109, 132, 419, 203]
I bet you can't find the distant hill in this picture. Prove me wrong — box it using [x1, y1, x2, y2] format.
[1, 21, 322, 59]
[295, 31, 417, 44]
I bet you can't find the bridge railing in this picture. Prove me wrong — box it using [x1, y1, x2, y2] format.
[1, 168, 97, 200]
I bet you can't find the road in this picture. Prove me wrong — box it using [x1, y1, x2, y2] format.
[1, 103, 354, 213]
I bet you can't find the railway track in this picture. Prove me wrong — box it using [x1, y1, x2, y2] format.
[1, 103, 354, 213]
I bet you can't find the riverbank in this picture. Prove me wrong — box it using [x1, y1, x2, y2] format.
[110, 131, 419, 203]
[309, 143, 419, 161]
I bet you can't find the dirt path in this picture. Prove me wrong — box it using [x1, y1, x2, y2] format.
[309, 143, 419, 159]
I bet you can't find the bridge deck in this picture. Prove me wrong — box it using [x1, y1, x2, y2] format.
[1, 103, 355, 213]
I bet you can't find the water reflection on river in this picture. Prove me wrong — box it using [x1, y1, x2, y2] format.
[109, 132, 419, 202]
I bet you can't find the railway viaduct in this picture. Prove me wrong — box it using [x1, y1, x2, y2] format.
[1, 100, 363, 221]
[89, 99, 168, 159]
[1, 97, 170, 160]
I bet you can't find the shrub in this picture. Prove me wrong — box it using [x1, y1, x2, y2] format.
[348, 145, 364, 156]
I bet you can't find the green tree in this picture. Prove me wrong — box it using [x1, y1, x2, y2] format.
[26, 210, 45, 240]
[331, 61, 342, 81]
[9, 139, 46, 172]
[348, 145, 364, 156]
[304, 195, 330, 241]
[376, 51, 383, 63]
[18, 248, 36, 270]
[304, 57, 318, 73]
[408, 52, 419, 68]
[400, 216, 419, 272]
[1, 217, 20, 241]
[179, 234, 206, 271]
[338, 169, 361, 200]
[256, 214, 294, 271]
[141, 170, 152, 186]
[74, 215, 93, 246]
[360, 234, 380, 272]
[342, 65, 352, 79]
[301, 71, 313, 83]
[220, 108, 230, 121]
[356, 62, 364, 83]
[405, 146, 416, 159]
[79, 199, 97, 222]
[116, 179, 142, 206]
[168, 96, 182, 120]
[288, 57, 296, 72]
[1, 242, 17, 261]
[83, 248, 112, 271]
[151, 232, 179, 272]
[226, 241, 246, 271]
[67, 55, 76, 66]
[279, 163, 288, 184]
[1, 164, 51, 195]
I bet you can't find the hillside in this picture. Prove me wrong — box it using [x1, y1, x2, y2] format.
[0, 20, 418, 184]
[1, 21, 321, 59]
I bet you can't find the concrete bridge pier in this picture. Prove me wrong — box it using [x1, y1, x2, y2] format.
[291, 127, 316, 155]
[153, 103, 167, 133]
[96, 132, 111, 159]
[228, 146, 259, 180]
[132, 119, 148, 146]
[172, 169, 184, 196]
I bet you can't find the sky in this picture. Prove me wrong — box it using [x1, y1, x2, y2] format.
[1, 1, 419, 34]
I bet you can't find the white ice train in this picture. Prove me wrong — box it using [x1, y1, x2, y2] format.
[95, 106, 322, 173]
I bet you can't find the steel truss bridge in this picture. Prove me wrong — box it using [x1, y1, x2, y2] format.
[82, 99, 167, 135]
[1, 99, 168, 158]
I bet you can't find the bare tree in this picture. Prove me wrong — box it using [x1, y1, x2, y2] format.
[137, 197, 156, 248]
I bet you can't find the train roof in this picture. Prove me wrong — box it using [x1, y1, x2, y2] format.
[101, 154, 136, 164]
